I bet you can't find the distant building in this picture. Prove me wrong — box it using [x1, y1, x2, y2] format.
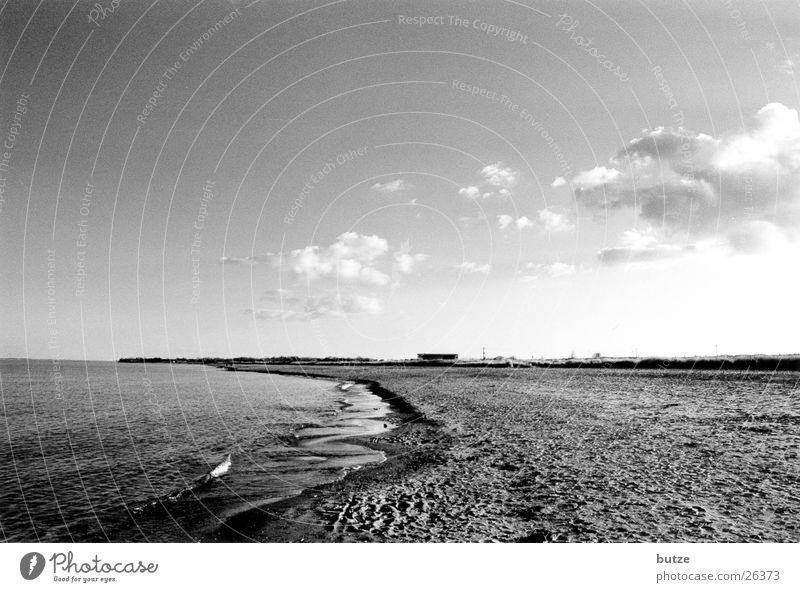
[417, 353, 458, 361]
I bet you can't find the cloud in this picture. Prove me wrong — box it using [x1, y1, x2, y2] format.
[546, 262, 574, 277]
[551, 176, 567, 188]
[497, 214, 513, 230]
[568, 102, 800, 259]
[727, 220, 788, 253]
[480, 162, 518, 188]
[778, 58, 797, 76]
[458, 186, 481, 199]
[456, 261, 491, 274]
[458, 162, 518, 199]
[304, 293, 382, 317]
[288, 232, 390, 285]
[393, 252, 428, 275]
[371, 179, 408, 193]
[714, 103, 800, 172]
[325, 232, 387, 261]
[219, 253, 275, 265]
[246, 308, 307, 321]
[245, 233, 425, 320]
[596, 228, 691, 265]
[572, 165, 621, 191]
[356, 266, 391, 286]
[538, 208, 574, 233]
[245, 292, 382, 321]
[520, 261, 575, 280]
[482, 188, 512, 199]
[515, 216, 533, 230]
[497, 214, 534, 231]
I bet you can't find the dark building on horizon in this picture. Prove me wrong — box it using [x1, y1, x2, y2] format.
[417, 353, 458, 361]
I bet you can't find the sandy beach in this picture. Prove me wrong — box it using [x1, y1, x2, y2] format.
[211, 365, 800, 543]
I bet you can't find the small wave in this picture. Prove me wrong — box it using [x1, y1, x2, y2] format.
[129, 453, 233, 515]
[209, 454, 232, 478]
[340, 383, 354, 391]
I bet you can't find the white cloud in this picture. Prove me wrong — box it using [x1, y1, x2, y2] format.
[597, 228, 690, 265]
[393, 252, 428, 274]
[538, 208, 574, 233]
[456, 261, 491, 274]
[219, 253, 275, 265]
[520, 261, 575, 280]
[325, 232, 387, 261]
[497, 214, 534, 231]
[371, 179, 408, 192]
[246, 233, 425, 320]
[246, 292, 382, 321]
[246, 308, 307, 321]
[304, 293, 382, 317]
[515, 216, 534, 230]
[714, 103, 800, 171]
[388, 242, 428, 295]
[459, 161, 520, 200]
[571, 165, 621, 191]
[480, 162, 518, 188]
[727, 220, 788, 253]
[551, 176, 567, 188]
[356, 266, 391, 286]
[776, 54, 799, 76]
[288, 232, 390, 285]
[497, 214, 513, 230]
[568, 102, 800, 260]
[546, 262, 575, 277]
[458, 185, 481, 199]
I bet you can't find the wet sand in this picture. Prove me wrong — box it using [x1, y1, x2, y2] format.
[292, 381, 394, 471]
[206, 378, 397, 540]
[213, 365, 800, 542]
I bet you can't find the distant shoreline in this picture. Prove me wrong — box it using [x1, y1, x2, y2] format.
[116, 354, 800, 372]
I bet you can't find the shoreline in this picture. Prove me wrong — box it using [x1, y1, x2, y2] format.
[208, 366, 438, 542]
[208, 364, 800, 543]
[260, 368, 428, 425]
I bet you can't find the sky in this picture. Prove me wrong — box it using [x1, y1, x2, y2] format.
[1, 0, 800, 360]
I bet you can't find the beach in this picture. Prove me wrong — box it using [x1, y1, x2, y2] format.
[216, 365, 800, 543]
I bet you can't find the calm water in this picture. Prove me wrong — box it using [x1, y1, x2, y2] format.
[0, 360, 391, 542]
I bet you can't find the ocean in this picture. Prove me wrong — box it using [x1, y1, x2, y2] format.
[0, 360, 391, 542]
